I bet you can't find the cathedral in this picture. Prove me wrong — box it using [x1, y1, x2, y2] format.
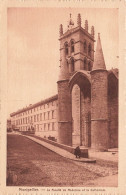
[57, 13, 118, 151]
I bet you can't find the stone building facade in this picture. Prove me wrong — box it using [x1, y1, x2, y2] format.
[10, 95, 58, 140]
[57, 14, 118, 151]
[10, 14, 118, 151]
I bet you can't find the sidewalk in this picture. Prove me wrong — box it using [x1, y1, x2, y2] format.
[20, 134, 96, 163]
[13, 132, 118, 164]
[89, 150, 118, 163]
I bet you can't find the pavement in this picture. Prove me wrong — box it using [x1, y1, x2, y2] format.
[11, 132, 118, 164]
[20, 134, 96, 163]
[89, 150, 118, 163]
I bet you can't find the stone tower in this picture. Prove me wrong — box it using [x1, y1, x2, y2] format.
[57, 14, 95, 146]
[91, 33, 109, 151]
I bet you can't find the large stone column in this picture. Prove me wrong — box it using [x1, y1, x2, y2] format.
[91, 70, 109, 151]
[57, 79, 72, 146]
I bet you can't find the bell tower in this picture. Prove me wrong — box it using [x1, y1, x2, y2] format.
[59, 13, 95, 81]
[57, 14, 95, 146]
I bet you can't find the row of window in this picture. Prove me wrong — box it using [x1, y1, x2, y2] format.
[19, 122, 56, 131]
[66, 58, 92, 72]
[14, 101, 57, 118]
[65, 40, 92, 57]
[14, 110, 55, 126]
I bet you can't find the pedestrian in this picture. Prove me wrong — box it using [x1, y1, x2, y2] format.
[74, 146, 81, 158]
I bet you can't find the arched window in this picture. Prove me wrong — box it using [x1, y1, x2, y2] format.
[65, 42, 68, 55]
[88, 61, 91, 71]
[71, 58, 75, 72]
[84, 41, 87, 53]
[71, 40, 74, 53]
[88, 44, 91, 57]
[84, 58, 87, 70]
[67, 60, 69, 69]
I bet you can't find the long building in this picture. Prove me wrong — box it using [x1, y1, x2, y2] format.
[10, 95, 58, 140]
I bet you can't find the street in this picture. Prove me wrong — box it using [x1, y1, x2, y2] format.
[7, 134, 118, 187]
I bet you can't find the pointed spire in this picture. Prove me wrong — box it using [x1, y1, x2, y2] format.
[91, 26, 95, 38]
[77, 13, 81, 27]
[68, 13, 74, 30]
[59, 24, 63, 36]
[85, 20, 88, 31]
[92, 33, 106, 70]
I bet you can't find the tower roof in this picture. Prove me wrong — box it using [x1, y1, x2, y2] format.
[93, 33, 106, 70]
[67, 13, 74, 30]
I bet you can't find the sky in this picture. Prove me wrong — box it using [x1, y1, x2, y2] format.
[7, 8, 119, 117]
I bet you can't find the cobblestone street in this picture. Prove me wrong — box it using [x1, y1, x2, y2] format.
[7, 134, 118, 187]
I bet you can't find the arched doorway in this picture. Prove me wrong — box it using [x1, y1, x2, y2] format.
[69, 71, 91, 147]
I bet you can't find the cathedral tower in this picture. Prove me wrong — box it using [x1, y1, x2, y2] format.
[57, 14, 95, 146]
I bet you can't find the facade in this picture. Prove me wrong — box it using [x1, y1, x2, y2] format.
[10, 95, 58, 140]
[10, 14, 118, 151]
[57, 14, 118, 151]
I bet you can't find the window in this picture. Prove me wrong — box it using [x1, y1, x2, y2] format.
[84, 58, 87, 70]
[65, 42, 68, 55]
[88, 61, 91, 71]
[40, 113, 42, 121]
[48, 123, 50, 131]
[84, 41, 87, 53]
[48, 111, 50, 120]
[71, 58, 75, 72]
[44, 112, 45, 120]
[71, 40, 74, 53]
[52, 122, 54, 131]
[88, 44, 91, 57]
[37, 114, 39, 122]
[52, 110, 54, 119]
[34, 115, 36, 122]
[44, 124, 46, 131]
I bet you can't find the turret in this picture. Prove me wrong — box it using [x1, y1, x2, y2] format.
[59, 24, 63, 36]
[85, 20, 88, 31]
[91, 33, 109, 151]
[77, 13, 81, 27]
[91, 26, 95, 38]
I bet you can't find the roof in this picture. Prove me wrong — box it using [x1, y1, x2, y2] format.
[108, 68, 119, 79]
[10, 94, 58, 117]
[92, 33, 106, 70]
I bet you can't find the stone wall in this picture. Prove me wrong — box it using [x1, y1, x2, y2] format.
[108, 73, 118, 148]
[57, 80, 72, 145]
[108, 97, 118, 148]
[72, 84, 80, 146]
[91, 70, 109, 151]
